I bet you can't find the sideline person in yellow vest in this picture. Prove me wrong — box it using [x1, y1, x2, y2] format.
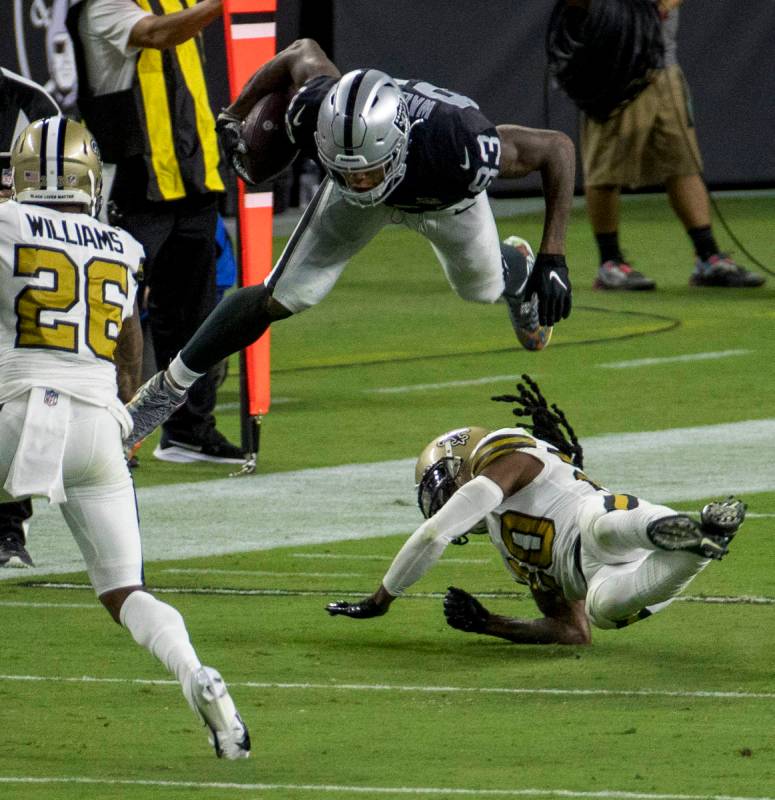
[67, 0, 244, 464]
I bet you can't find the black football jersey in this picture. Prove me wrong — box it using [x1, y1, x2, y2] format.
[285, 75, 501, 212]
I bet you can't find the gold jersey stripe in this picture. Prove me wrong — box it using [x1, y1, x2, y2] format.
[471, 434, 536, 475]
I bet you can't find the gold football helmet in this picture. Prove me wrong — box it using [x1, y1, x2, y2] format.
[11, 116, 102, 216]
[415, 426, 490, 523]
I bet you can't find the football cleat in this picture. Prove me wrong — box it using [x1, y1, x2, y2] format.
[502, 236, 553, 351]
[185, 666, 250, 760]
[515, 292, 553, 351]
[646, 508, 739, 561]
[124, 371, 187, 450]
[699, 496, 746, 539]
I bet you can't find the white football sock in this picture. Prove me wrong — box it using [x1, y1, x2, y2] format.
[167, 354, 204, 391]
[120, 590, 201, 688]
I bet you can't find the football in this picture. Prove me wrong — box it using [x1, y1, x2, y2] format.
[239, 91, 299, 184]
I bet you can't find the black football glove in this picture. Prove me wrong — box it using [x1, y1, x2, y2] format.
[325, 596, 388, 619]
[524, 253, 572, 326]
[443, 586, 490, 633]
[215, 110, 254, 184]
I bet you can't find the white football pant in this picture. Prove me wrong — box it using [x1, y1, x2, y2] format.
[0, 392, 143, 595]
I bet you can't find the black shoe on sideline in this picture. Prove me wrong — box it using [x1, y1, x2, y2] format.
[153, 429, 245, 464]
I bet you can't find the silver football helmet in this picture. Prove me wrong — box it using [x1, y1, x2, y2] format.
[11, 116, 102, 216]
[315, 69, 411, 207]
[415, 427, 490, 528]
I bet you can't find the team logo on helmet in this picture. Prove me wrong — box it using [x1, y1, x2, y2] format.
[438, 430, 471, 448]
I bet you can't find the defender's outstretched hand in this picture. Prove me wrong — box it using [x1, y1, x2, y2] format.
[524, 254, 572, 326]
[326, 596, 389, 619]
[443, 586, 491, 633]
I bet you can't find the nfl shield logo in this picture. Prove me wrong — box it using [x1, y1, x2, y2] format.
[44, 389, 59, 406]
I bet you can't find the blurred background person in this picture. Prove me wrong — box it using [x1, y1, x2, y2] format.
[549, 0, 766, 291]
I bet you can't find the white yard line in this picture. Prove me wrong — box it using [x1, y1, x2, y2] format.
[162, 568, 365, 578]
[0, 776, 771, 800]
[366, 374, 518, 394]
[0, 775, 769, 800]
[292, 553, 491, 564]
[0, 600, 96, 609]
[10, 585, 775, 606]
[597, 350, 750, 370]
[1, 672, 774, 702]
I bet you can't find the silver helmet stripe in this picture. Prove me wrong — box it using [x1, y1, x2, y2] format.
[341, 69, 367, 155]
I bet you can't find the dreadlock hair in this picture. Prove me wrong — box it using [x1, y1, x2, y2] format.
[546, 0, 664, 122]
[492, 374, 584, 468]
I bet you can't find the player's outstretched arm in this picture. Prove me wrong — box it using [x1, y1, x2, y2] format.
[444, 586, 590, 645]
[497, 125, 575, 326]
[225, 38, 340, 121]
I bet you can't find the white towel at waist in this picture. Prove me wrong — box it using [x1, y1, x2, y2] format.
[3, 387, 70, 504]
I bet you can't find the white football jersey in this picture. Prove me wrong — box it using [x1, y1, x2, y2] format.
[470, 427, 606, 601]
[0, 200, 143, 421]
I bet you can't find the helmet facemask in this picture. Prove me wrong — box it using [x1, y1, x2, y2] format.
[415, 427, 491, 543]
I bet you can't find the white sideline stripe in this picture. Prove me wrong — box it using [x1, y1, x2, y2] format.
[162, 568, 365, 578]
[598, 349, 750, 369]
[2, 673, 775, 702]
[367, 374, 518, 394]
[292, 553, 491, 564]
[0, 778, 770, 800]
[7, 418, 775, 582]
[216, 396, 296, 412]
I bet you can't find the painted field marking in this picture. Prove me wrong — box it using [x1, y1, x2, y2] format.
[1, 673, 775, 702]
[17, 583, 775, 606]
[597, 349, 750, 370]
[162, 568, 365, 578]
[0, 775, 770, 800]
[0, 600, 96, 609]
[292, 553, 492, 564]
[366, 375, 517, 395]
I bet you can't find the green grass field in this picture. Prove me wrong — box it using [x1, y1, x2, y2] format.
[2, 194, 774, 800]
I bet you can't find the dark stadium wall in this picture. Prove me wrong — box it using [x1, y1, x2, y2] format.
[329, 0, 775, 193]
[3, 0, 773, 192]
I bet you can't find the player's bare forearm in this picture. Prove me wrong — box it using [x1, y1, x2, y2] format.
[129, 0, 222, 51]
[496, 125, 575, 254]
[227, 39, 340, 119]
[483, 612, 590, 645]
[115, 305, 143, 403]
